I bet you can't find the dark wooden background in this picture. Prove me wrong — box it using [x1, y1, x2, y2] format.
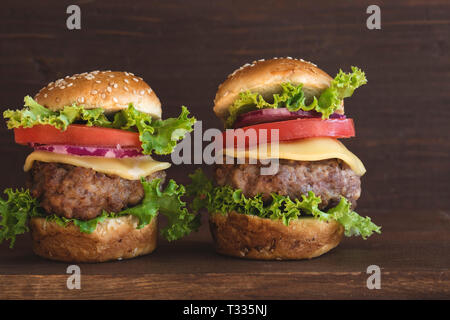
[1, 0, 449, 212]
[0, 0, 449, 299]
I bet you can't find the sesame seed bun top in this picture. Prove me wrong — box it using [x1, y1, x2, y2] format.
[213, 57, 333, 122]
[34, 71, 162, 119]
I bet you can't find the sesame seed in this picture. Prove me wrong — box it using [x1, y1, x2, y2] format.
[109, 75, 115, 78]
[60, 86, 65, 89]
[67, 83, 73, 87]
[124, 72, 129, 76]
[124, 79, 129, 84]
[139, 90, 145, 95]
[133, 90, 137, 94]
[113, 83, 118, 88]
[129, 72, 135, 76]
[91, 90, 98, 95]
[124, 86, 129, 91]
[107, 87, 112, 93]
[48, 87, 54, 91]
[133, 78, 139, 82]
[44, 93, 48, 98]
[113, 97, 118, 103]
[147, 88, 152, 94]
[78, 97, 85, 103]
[96, 80, 101, 84]
[101, 93, 106, 99]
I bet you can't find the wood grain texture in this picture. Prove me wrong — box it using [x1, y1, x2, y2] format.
[0, 209, 449, 299]
[1, 272, 448, 300]
[0, 0, 449, 299]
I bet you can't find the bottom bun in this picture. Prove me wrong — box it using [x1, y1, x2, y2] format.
[30, 215, 157, 263]
[209, 211, 343, 260]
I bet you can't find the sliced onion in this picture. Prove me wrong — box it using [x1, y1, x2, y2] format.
[33, 144, 143, 158]
[233, 108, 346, 128]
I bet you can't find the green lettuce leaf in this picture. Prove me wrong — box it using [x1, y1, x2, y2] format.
[187, 169, 380, 239]
[0, 179, 200, 248]
[0, 188, 41, 248]
[185, 167, 214, 212]
[3, 97, 196, 155]
[121, 178, 200, 241]
[225, 66, 367, 127]
[4, 96, 111, 130]
[137, 106, 196, 155]
[317, 66, 367, 118]
[45, 211, 112, 234]
[324, 198, 380, 238]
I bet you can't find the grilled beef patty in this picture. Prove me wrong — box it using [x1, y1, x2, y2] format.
[214, 159, 361, 209]
[28, 161, 166, 220]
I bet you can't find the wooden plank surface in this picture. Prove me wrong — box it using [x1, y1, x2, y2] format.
[0, 0, 449, 299]
[1, 209, 449, 299]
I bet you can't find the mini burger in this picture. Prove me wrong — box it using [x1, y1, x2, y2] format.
[0, 70, 199, 262]
[188, 58, 380, 260]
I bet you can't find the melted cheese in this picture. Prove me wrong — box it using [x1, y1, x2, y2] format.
[24, 151, 171, 180]
[223, 137, 366, 176]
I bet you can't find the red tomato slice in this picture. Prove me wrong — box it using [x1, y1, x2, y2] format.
[14, 124, 142, 148]
[220, 118, 355, 148]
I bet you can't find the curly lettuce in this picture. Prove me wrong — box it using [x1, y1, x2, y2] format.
[121, 178, 200, 241]
[4, 96, 112, 130]
[45, 211, 113, 235]
[3, 97, 196, 155]
[225, 66, 367, 127]
[0, 179, 200, 248]
[139, 106, 196, 155]
[0, 189, 41, 248]
[187, 169, 380, 239]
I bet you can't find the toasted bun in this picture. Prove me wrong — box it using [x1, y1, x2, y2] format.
[213, 57, 334, 122]
[30, 215, 157, 263]
[34, 71, 162, 119]
[209, 211, 343, 260]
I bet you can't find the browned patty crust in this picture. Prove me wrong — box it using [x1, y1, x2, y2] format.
[214, 159, 361, 209]
[27, 161, 166, 220]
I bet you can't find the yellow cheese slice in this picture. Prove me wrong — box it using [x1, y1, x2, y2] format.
[223, 137, 366, 176]
[24, 151, 171, 180]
